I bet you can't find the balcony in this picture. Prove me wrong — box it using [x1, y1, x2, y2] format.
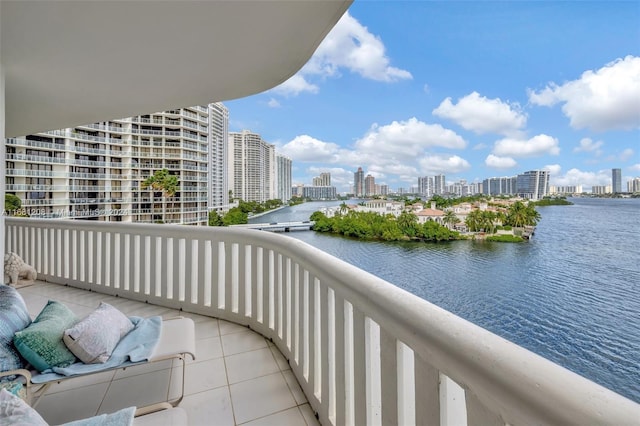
[4, 218, 639, 425]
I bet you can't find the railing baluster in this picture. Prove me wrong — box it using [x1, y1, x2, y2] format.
[224, 242, 233, 313]
[236, 243, 247, 317]
[285, 257, 292, 351]
[414, 353, 440, 425]
[319, 281, 330, 424]
[333, 292, 346, 426]
[243, 244, 252, 318]
[465, 391, 504, 426]
[276, 254, 283, 341]
[353, 307, 367, 426]
[380, 327, 398, 426]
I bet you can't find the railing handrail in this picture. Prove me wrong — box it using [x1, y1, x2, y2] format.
[5, 218, 639, 425]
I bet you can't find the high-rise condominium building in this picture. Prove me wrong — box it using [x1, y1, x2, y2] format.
[627, 178, 640, 193]
[6, 106, 211, 224]
[228, 130, 275, 203]
[312, 172, 331, 186]
[364, 174, 375, 196]
[434, 174, 446, 195]
[418, 176, 433, 197]
[483, 176, 517, 196]
[612, 168, 622, 193]
[353, 167, 364, 197]
[276, 154, 292, 203]
[209, 103, 229, 212]
[516, 170, 549, 200]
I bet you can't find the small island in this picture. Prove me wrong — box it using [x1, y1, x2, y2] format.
[310, 195, 545, 243]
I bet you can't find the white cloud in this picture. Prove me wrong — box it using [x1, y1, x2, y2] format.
[419, 154, 471, 175]
[307, 12, 412, 82]
[549, 167, 612, 189]
[629, 163, 640, 172]
[620, 148, 635, 162]
[355, 117, 466, 160]
[485, 154, 517, 169]
[528, 56, 640, 131]
[280, 135, 341, 162]
[543, 164, 562, 177]
[271, 74, 319, 97]
[432, 91, 527, 136]
[267, 98, 281, 108]
[271, 12, 411, 97]
[493, 134, 560, 157]
[473, 143, 488, 150]
[573, 137, 603, 154]
[423, 84, 430, 94]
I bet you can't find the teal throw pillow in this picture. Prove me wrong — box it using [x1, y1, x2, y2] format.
[14, 300, 79, 372]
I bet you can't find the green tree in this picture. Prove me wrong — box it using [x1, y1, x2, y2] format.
[5, 194, 22, 213]
[465, 209, 483, 232]
[396, 212, 419, 237]
[339, 202, 348, 216]
[480, 210, 497, 234]
[442, 210, 460, 230]
[142, 169, 179, 223]
[208, 210, 223, 226]
[222, 207, 248, 225]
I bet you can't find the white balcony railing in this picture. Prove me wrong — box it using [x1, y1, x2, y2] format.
[4, 218, 639, 425]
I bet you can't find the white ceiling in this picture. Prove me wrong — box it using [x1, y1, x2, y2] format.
[1, 0, 351, 137]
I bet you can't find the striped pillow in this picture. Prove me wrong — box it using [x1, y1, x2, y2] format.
[0, 285, 32, 374]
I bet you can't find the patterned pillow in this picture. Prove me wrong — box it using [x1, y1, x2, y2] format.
[63, 302, 133, 364]
[13, 301, 79, 372]
[0, 284, 32, 374]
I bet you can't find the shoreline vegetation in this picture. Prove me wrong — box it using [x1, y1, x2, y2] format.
[310, 195, 560, 243]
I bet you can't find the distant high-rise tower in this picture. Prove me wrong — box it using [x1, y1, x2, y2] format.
[434, 174, 446, 195]
[354, 167, 364, 197]
[276, 154, 292, 203]
[418, 176, 433, 197]
[364, 174, 375, 196]
[209, 102, 229, 212]
[228, 130, 275, 203]
[319, 172, 331, 186]
[612, 168, 622, 193]
[313, 173, 331, 187]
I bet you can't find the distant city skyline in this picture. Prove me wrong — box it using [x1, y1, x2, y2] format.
[226, 2, 639, 194]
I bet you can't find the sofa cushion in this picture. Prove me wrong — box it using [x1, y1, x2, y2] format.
[63, 302, 134, 364]
[14, 301, 79, 372]
[0, 284, 32, 373]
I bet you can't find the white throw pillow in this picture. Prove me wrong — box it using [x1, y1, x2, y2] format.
[63, 302, 134, 364]
[0, 388, 48, 425]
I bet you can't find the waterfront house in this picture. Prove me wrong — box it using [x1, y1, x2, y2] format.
[355, 200, 404, 217]
[415, 207, 445, 225]
[2, 2, 639, 425]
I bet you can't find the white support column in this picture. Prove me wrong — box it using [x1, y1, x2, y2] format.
[1, 59, 5, 282]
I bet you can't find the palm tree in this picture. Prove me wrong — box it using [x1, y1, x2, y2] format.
[480, 210, 497, 233]
[397, 211, 419, 237]
[142, 169, 178, 223]
[506, 201, 528, 228]
[442, 210, 460, 230]
[338, 201, 348, 216]
[465, 209, 483, 232]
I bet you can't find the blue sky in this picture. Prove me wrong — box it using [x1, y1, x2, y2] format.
[226, 1, 640, 193]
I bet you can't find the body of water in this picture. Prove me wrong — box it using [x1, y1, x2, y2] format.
[251, 197, 640, 402]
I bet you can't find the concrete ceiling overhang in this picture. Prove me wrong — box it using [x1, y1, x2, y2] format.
[1, 0, 352, 137]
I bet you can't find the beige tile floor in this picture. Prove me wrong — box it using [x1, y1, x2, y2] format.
[17, 281, 320, 426]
